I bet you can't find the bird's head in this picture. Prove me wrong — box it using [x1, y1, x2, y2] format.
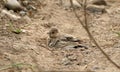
[47, 28, 59, 38]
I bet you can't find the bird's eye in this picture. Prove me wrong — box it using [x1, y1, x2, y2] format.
[51, 31, 55, 34]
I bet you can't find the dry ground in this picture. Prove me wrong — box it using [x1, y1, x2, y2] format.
[0, 0, 120, 72]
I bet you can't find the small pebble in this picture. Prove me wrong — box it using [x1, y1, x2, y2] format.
[92, 66, 100, 71]
[19, 11, 26, 16]
[62, 58, 72, 65]
[22, 1, 29, 6]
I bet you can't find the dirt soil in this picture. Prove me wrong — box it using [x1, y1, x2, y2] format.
[0, 0, 120, 72]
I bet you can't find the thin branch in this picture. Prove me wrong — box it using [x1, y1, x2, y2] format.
[70, 0, 85, 28]
[70, 0, 120, 69]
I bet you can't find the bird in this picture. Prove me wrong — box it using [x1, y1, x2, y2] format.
[47, 28, 86, 49]
[47, 28, 59, 38]
[47, 28, 60, 47]
[4, 0, 25, 11]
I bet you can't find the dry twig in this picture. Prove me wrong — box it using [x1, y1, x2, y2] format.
[70, 0, 120, 69]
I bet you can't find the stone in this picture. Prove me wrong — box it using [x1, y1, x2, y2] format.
[61, 0, 82, 10]
[26, 5, 37, 11]
[1, 9, 21, 20]
[22, 0, 29, 6]
[87, 5, 107, 14]
[62, 58, 72, 65]
[92, 0, 107, 6]
[19, 11, 26, 16]
[4, 0, 25, 11]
